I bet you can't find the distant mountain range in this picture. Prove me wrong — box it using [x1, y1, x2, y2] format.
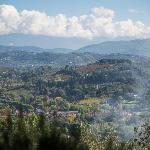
[78, 39, 150, 56]
[0, 33, 91, 49]
[0, 45, 73, 54]
[0, 38, 150, 56]
[0, 38, 150, 67]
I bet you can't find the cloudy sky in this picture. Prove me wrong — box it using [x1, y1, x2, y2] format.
[0, 0, 149, 48]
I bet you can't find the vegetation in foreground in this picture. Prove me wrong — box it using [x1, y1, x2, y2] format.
[0, 109, 150, 150]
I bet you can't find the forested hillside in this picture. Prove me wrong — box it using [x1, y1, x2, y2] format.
[1, 55, 150, 148]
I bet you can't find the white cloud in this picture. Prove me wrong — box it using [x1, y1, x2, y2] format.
[128, 9, 140, 14]
[0, 5, 20, 34]
[0, 5, 150, 39]
[128, 8, 144, 15]
[91, 7, 114, 18]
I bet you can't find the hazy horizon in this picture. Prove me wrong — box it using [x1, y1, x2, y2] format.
[0, 33, 148, 49]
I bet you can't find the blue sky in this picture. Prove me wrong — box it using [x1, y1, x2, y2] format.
[0, 0, 149, 24]
[0, 0, 149, 48]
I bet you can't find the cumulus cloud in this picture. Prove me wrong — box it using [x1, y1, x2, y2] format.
[0, 4, 150, 39]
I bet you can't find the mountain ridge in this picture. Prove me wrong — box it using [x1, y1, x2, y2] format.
[78, 38, 150, 56]
[0, 38, 150, 56]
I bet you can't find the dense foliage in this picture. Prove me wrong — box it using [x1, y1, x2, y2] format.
[1, 55, 150, 149]
[0, 112, 150, 150]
